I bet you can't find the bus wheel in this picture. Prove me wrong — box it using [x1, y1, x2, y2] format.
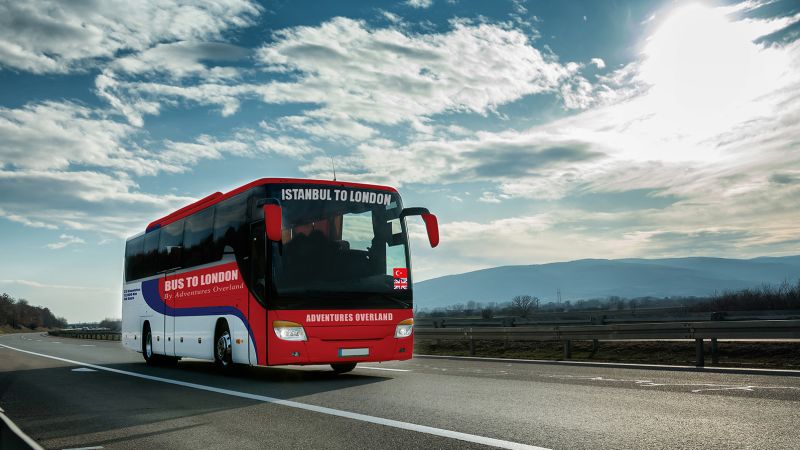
[214, 322, 233, 372]
[142, 324, 156, 366]
[331, 363, 357, 374]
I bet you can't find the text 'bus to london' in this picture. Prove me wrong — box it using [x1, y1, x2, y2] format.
[121, 178, 439, 373]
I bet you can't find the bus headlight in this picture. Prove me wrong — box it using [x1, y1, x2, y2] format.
[273, 321, 307, 341]
[395, 318, 414, 338]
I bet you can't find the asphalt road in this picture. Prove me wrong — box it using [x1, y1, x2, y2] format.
[1, 333, 799, 450]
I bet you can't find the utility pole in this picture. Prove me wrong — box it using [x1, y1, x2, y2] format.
[557, 288, 562, 304]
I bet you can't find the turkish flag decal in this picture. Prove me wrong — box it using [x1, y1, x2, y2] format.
[393, 268, 408, 278]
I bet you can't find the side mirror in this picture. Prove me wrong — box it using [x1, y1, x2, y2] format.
[400, 207, 440, 248]
[421, 213, 439, 248]
[261, 200, 283, 242]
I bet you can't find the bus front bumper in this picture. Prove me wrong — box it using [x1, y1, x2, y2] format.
[267, 333, 413, 366]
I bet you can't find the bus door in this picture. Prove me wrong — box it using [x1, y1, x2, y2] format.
[162, 269, 179, 357]
[249, 221, 268, 365]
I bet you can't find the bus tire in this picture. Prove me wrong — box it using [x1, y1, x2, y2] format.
[214, 320, 234, 372]
[331, 363, 357, 374]
[142, 323, 156, 366]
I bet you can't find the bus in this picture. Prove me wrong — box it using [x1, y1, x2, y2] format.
[122, 178, 439, 373]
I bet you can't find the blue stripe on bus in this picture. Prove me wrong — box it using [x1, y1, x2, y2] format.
[141, 279, 257, 358]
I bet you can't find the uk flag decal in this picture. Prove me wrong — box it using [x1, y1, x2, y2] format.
[393, 268, 408, 289]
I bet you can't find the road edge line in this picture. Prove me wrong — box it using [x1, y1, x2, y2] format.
[0, 406, 45, 450]
[414, 354, 800, 376]
[0, 343, 549, 450]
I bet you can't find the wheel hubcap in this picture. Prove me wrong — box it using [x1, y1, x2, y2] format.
[216, 332, 231, 365]
[145, 333, 152, 358]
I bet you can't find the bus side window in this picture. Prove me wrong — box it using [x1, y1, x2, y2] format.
[125, 235, 145, 281]
[142, 230, 160, 278]
[182, 207, 215, 268]
[212, 194, 247, 261]
[158, 219, 184, 272]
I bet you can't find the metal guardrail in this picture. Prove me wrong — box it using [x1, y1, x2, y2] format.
[50, 320, 800, 367]
[0, 407, 43, 450]
[414, 319, 800, 366]
[415, 309, 800, 328]
[48, 329, 121, 341]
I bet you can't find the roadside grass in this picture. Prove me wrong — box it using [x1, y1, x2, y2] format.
[415, 339, 800, 369]
[0, 325, 45, 335]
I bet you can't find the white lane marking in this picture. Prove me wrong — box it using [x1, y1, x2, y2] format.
[358, 366, 411, 372]
[71, 368, 97, 372]
[80, 344, 96, 347]
[0, 407, 45, 450]
[0, 344, 548, 450]
[63, 446, 104, 450]
[540, 374, 800, 394]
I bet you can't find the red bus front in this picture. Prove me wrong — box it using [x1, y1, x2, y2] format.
[254, 183, 437, 368]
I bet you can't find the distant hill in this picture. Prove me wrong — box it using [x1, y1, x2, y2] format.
[414, 256, 800, 309]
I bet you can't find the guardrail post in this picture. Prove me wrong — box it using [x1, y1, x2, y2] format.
[469, 336, 475, 356]
[695, 338, 705, 367]
[563, 340, 572, 359]
[711, 338, 718, 365]
[590, 339, 599, 357]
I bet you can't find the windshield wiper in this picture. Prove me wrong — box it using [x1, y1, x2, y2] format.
[372, 293, 410, 309]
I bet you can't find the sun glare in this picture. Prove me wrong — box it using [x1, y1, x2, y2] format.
[641, 3, 781, 130]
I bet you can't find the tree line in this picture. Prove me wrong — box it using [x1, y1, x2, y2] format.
[0, 292, 67, 330]
[416, 279, 800, 318]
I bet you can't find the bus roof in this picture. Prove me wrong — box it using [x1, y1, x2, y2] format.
[145, 178, 399, 233]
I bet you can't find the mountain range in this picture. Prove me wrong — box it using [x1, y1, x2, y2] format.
[414, 256, 800, 309]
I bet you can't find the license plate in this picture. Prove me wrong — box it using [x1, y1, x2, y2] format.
[339, 348, 369, 357]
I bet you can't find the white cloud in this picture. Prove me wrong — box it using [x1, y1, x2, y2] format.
[409, 211, 644, 279]
[0, 101, 153, 173]
[406, 0, 433, 8]
[0, 96, 326, 236]
[272, 113, 376, 142]
[0, 169, 194, 236]
[0, 279, 113, 292]
[301, 129, 600, 190]
[304, 4, 800, 201]
[0, 208, 58, 229]
[0, 0, 261, 73]
[96, 16, 597, 134]
[255, 18, 587, 126]
[381, 11, 403, 24]
[290, 4, 800, 276]
[590, 57, 605, 69]
[96, 74, 255, 126]
[45, 234, 86, 250]
[110, 41, 249, 80]
[96, 40, 254, 126]
[478, 192, 502, 203]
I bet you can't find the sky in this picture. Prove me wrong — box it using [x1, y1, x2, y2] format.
[0, 0, 799, 322]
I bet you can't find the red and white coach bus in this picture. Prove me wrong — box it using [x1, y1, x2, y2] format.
[122, 178, 439, 373]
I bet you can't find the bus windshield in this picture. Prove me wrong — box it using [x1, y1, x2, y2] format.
[268, 187, 411, 310]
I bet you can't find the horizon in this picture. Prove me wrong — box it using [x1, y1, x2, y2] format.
[420, 253, 800, 278]
[5, 252, 800, 321]
[1, 0, 799, 321]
